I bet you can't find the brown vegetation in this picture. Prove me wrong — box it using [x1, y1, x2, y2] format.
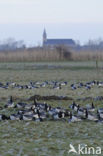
[0, 47, 103, 62]
[71, 50, 103, 61]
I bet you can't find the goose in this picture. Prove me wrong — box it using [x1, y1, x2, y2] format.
[22, 114, 33, 121]
[55, 107, 62, 113]
[33, 98, 44, 107]
[32, 108, 39, 113]
[24, 104, 33, 110]
[48, 108, 55, 116]
[32, 110, 44, 121]
[22, 110, 34, 116]
[45, 104, 51, 112]
[40, 82, 46, 87]
[97, 112, 103, 123]
[48, 106, 62, 116]
[33, 112, 40, 119]
[52, 111, 65, 120]
[36, 104, 50, 113]
[4, 96, 14, 108]
[85, 82, 91, 86]
[69, 101, 79, 112]
[68, 112, 82, 123]
[77, 105, 86, 117]
[85, 109, 98, 121]
[35, 81, 41, 85]
[69, 102, 75, 109]
[38, 111, 47, 120]
[10, 82, 16, 87]
[30, 83, 38, 89]
[0, 114, 9, 120]
[31, 99, 38, 109]
[61, 81, 68, 86]
[24, 85, 29, 89]
[97, 108, 103, 113]
[15, 102, 27, 109]
[39, 103, 49, 110]
[18, 85, 24, 89]
[53, 84, 61, 89]
[33, 99, 49, 112]
[78, 82, 84, 88]
[71, 84, 76, 90]
[3, 85, 9, 89]
[91, 80, 96, 86]
[86, 102, 95, 112]
[97, 110, 103, 118]
[17, 108, 34, 115]
[9, 114, 22, 120]
[64, 109, 71, 117]
[33, 117, 43, 122]
[28, 85, 33, 89]
[31, 109, 41, 118]
[85, 85, 91, 90]
[97, 81, 103, 87]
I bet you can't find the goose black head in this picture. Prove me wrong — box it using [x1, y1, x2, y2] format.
[72, 101, 75, 109]
[85, 109, 88, 118]
[19, 115, 23, 120]
[77, 105, 80, 112]
[37, 109, 40, 117]
[97, 81, 99, 85]
[97, 110, 101, 119]
[58, 111, 63, 118]
[49, 106, 51, 111]
[70, 112, 72, 119]
[92, 102, 95, 108]
[10, 96, 13, 103]
[45, 103, 48, 112]
[97, 112, 101, 120]
[34, 97, 37, 106]
[97, 110, 99, 115]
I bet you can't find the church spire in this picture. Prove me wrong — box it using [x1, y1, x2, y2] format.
[43, 28, 47, 44]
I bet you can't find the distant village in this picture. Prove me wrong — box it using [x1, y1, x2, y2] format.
[0, 29, 103, 52]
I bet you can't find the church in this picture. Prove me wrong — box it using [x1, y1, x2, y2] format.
[42, 29, 75, 47]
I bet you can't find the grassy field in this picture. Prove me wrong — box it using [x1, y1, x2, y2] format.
[0, 61, 103, 156]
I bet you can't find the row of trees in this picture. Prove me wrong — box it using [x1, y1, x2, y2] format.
[0, 38, 103, 51]
[76, 38, 103, 51]
[0, 38, 26, 51]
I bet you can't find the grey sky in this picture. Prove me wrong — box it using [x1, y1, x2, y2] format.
[0, 0, 103, 46]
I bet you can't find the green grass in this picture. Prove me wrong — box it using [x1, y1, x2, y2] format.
[0, 61, 103, 156]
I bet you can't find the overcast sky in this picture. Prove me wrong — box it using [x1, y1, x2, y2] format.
[0, 0, 103, 46]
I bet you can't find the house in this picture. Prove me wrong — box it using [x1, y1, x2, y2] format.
[42, 29, 75, 47]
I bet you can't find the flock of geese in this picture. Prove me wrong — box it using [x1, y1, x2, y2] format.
[0, 96, 103, 123]
[0, 80, 103, 90]
[0, 80, 103, 123]
[71, 80, 103, 90]
[0, 81, 67, 90]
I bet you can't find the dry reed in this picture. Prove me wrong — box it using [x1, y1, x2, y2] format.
[0, 48, 103, 62]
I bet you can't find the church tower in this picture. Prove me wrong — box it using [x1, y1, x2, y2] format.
[43, 28, 47, 45]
